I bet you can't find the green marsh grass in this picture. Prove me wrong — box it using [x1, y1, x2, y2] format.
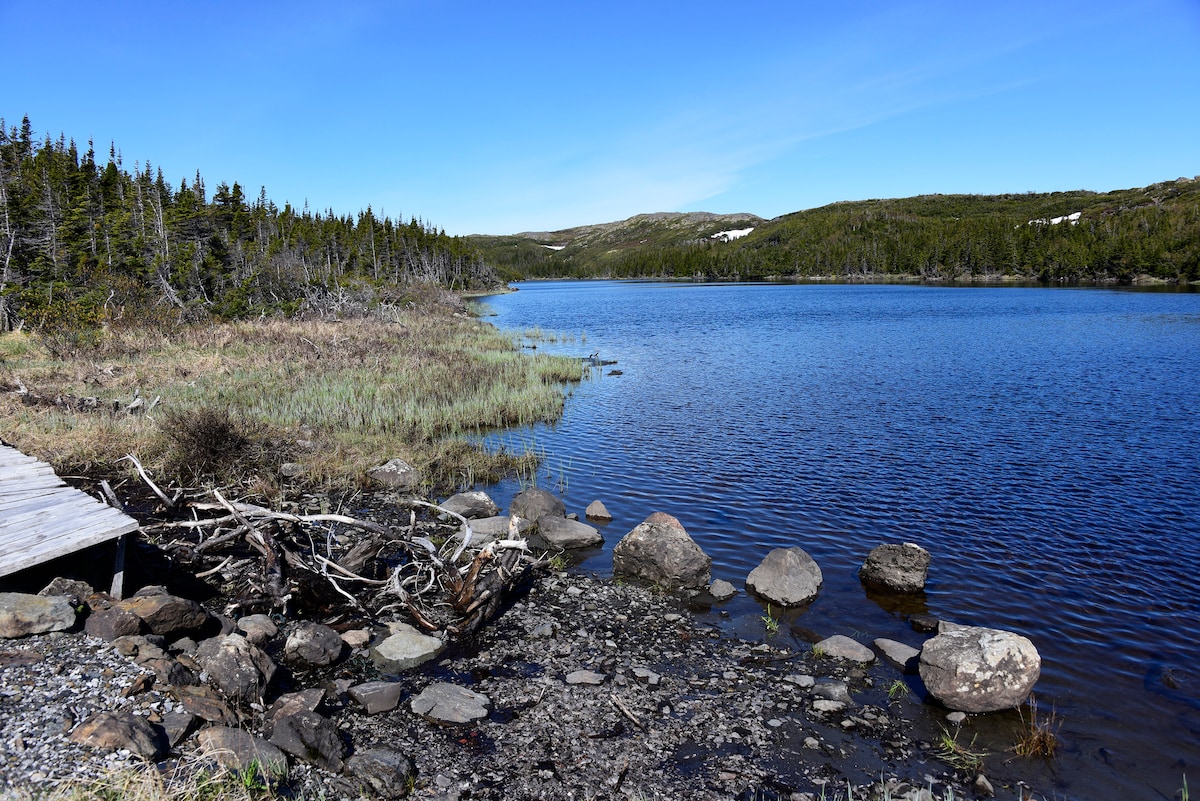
[761, 604, 780, 635]
[934, 726, 988, 774]
[0, 310, 582, 494]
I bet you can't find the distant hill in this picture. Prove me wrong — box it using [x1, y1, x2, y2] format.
[475, 180, 1200, 284]
[469, 212, 764, 280]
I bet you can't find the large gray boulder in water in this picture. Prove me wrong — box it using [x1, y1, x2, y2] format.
[509, 488, 566, 522]
[530, 515, 602, 550]
[859, 543, 931, 592]
[612, 512, 711, 590]
[745, 547, 823, 607]
[918, 626, 1041, 713]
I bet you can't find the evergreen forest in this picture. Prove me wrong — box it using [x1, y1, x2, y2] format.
[4, 115, 1198, 344]
[0, 117, 499, 337]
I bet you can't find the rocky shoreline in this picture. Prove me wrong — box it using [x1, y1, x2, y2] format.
[0, 575, 1042, 801]
[0, 486, 1052, 801]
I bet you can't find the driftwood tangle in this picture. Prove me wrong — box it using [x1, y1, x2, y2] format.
[133, 460, 546, 637]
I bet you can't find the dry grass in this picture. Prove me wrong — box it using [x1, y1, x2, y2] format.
[0, 309, 582, 496]
[2, 761, 277, 801]
[1012, 695, 1061, 758]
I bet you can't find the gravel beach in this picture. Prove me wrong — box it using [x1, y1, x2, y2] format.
[0, 565, 1045, 801]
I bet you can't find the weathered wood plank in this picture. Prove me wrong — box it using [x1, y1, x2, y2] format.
[0, 445, 140, 579]
[0, 466, 60, 482]
[0, 482, 99, 504]
[0, 451, 44, 467]
[0, 514, 139, 553]
[0, 516, 136, 549]
[0, 490, 91, 515]
[0, 519, 140, 572]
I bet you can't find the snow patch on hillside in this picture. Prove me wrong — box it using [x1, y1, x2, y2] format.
[1028, 211, 1081, 226]
[710, 227, 754, 242]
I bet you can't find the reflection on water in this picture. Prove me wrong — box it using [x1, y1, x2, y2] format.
[478, 281, 1200, 801]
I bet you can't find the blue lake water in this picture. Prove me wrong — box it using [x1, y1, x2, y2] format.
[476, 280, 1200, 800]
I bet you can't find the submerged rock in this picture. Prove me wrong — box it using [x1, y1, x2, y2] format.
[874, 637, 921, 674]
[815, 634, 875, 663]
[585, 499, 613, 521]
[709, 579, 738, 601]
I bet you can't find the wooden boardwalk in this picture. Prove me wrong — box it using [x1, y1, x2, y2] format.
[0, 444, 139, 580]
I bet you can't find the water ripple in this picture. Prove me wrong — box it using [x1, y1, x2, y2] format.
[481, 281, 1200, 801]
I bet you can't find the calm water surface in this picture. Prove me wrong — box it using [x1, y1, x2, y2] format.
[478, 281, 1200, 800]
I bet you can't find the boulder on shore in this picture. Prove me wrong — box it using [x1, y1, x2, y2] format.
[0, 592, 77, 638]
[117, 589, 211, 636]
[457, 515, 533, 547]
[69, 711, 168, 761]
[367, 458, 419, 491]
[410, 682, 491, 724]
[859, 543, 931, 593]
[918, 626, 1041, 713]
[612, 512, 711, 590]
[440, 490, 500, 519]
[344, 748, 417, 800]
[745, 547, 823, 607]
[284, 622, 345, 666]
[196, 727, 289, 777]
[372, 622, 444, 671]
[195, 634, 277, 706]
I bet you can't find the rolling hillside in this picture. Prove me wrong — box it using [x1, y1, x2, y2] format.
[474, 179, 1200, 283]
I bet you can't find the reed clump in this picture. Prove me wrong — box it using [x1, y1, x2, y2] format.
[0, 306, 582, 495]
[1012, 695, 1061, 758]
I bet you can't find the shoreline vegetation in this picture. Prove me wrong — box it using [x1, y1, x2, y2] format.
[0, 290, 583, 498]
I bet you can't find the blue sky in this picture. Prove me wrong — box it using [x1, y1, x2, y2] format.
[3, 0, 1198, 235]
